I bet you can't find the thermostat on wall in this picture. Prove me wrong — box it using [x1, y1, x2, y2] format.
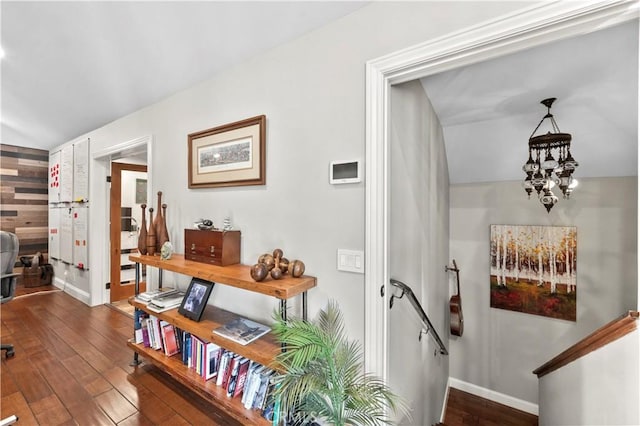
[330, 160, 361, 184]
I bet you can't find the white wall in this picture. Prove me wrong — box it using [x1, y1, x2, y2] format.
[538, 328, 640, 425]
[388, 80, 450, 424]
[51, 0, 531, 336]
[449, 177, 638, 405]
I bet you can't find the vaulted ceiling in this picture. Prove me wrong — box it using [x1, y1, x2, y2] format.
[1, 1, 367, 151]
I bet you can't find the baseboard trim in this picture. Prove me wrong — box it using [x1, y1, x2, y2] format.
[449, 377, 539, 416]
[54, 277, 90, 305]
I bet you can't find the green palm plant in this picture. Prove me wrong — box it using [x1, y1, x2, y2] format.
[271, 300, 408, 426]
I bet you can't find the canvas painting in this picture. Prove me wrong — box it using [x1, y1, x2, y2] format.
[490, 225, 577, 321]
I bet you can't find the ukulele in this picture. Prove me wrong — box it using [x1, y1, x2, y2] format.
[447, 260, 463, 337]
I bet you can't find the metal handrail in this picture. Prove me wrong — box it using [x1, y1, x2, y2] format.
[389, 278, 448, 355]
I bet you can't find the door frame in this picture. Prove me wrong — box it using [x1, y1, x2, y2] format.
[92, 134, 153, 305]
[109, 162, 147, 302]
[364, 0, 638, 381]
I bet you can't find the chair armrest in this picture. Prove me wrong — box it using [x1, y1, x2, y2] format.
[0, 272, 20, 280]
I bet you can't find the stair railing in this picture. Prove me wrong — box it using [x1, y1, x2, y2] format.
[388, 278, 448, 355]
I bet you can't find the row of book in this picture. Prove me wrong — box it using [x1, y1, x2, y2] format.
[135, 311, 180, 356]
[133, 310, 278, 421]
[182, 331, 279, 420]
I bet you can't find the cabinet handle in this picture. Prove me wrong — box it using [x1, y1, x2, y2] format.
[191, 243, 196, 251]
[210, 246, 216, 256]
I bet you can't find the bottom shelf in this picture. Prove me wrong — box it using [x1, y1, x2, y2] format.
[127, 341, 270, 425]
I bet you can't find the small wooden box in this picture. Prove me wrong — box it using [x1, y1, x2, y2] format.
[184, 229, 241, 266]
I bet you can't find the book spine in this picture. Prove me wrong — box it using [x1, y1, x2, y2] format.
[215, 351, 228, 387]
[242, 365, 263, 408]
[233, 359, 251, 398]
[252, 369, 272, 410]
[226, 357, 243, 397]
[221, 353, 237, 389]
[141, 319, 150, 348]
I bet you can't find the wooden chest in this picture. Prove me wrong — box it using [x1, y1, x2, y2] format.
[184, 229, 241, 266]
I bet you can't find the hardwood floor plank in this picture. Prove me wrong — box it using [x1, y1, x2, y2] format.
[4, 355, 53, 403]
[444, 388, 537, 426]
[34, 353, 98, 407]
[103, 366, 177, 424]
[67, 399, 117, 426]
[118, 412, 155, 426]
[29, 394, 73, 425]
[95, 388, 139, 424]
[0, 358, 20, 396]
[1, 291, 255, 425]
[0, 391, 39, 425]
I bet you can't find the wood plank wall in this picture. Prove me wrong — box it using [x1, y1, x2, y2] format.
[0, 144, 49, 264]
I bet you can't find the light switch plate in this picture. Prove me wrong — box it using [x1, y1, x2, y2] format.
[337, 249, 364, 274]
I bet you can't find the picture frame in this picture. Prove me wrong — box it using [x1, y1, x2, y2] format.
[490, 224, 577, 321]
[178, 278, 215, 322]
[188, 115, 266, 188]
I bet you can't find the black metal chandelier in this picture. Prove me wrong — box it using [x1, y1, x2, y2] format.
[522, 98, 578, 213]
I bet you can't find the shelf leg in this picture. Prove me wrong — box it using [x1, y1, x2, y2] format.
[159, 269, 163, 289]
[280, 299, 287, 352]
[280, 299, 287, 321]
[132, 267, 143, 367]
[302, 291, 307, 321]
[134, 262, 140, 295]
[130, 352, 142, 367]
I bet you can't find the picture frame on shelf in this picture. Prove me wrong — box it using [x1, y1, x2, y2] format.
[188, 115, 266, 188]
[178, 278, 215, 322]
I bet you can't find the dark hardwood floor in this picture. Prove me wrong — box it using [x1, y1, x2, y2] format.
[443, 388, 538, 426]
[1, 291, 242, 425]
[3, 290, 539, 426]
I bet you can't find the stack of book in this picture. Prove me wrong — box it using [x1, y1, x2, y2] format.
[135, 288, 185, 313]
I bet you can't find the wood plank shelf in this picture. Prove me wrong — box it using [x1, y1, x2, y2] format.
[127, 253, 316, 424]
[129, 299, 280, 367]
[127, 340, 270, 425]
[129, 253, 316, 299]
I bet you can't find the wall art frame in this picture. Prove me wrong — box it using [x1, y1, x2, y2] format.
[178, 278, 215, 322]
[490, 224, 577, 321]
[188, 115, 266, 188]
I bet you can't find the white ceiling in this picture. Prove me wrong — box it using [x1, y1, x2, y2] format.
[1, 3, 637, 184]
[0, 1, 367, 151]
[421, 19, 639, 183]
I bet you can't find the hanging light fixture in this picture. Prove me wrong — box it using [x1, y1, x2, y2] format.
[522, 98, 578, 213]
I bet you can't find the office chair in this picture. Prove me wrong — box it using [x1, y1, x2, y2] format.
[1, 230, 19, 359]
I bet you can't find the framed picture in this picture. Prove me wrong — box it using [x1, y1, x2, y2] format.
[490, 224, 577, 321]
[188, 115, 266, 188]
[178, 278, 215, 322]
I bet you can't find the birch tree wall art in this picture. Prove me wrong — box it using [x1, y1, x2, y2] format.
[490, 225, 577, 321]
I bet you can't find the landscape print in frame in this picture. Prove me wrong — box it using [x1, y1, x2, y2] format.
[490, 225, 577, 321]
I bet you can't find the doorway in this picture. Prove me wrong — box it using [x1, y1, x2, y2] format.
[109, 162, 147, 303]
[364, 1, 636, 421]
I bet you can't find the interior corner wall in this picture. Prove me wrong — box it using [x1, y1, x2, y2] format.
[388, 80, 450, 425]
[449, 177, 638, 404]
[49, 0, 534, 342]
[0, 144, 49, 261]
